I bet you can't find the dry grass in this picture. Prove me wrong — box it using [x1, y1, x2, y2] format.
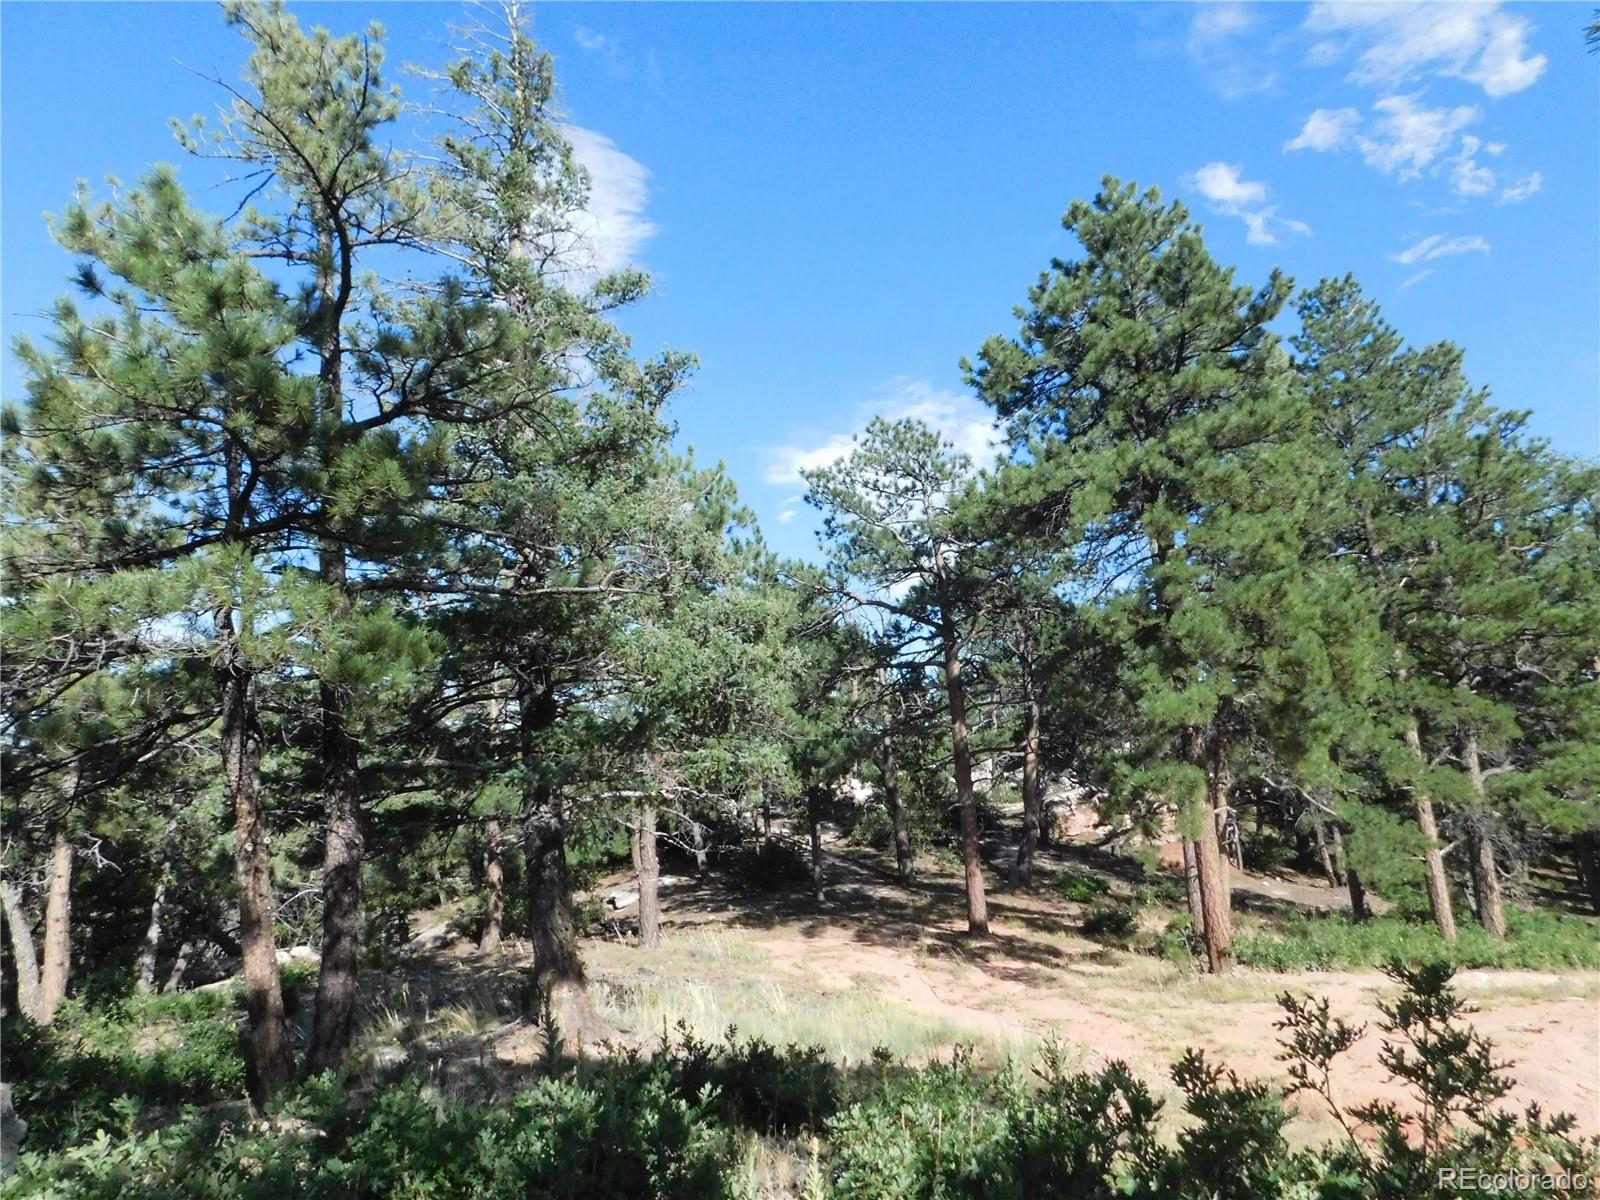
[585, 928, 1035, 1066]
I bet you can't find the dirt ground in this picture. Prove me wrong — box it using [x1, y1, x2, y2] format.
[567, 831, 1600, 1139]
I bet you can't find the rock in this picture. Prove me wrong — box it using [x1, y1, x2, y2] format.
[366, 1044, 410, 1070]
[275, 945, 319, 968]
[406, 923, 452, 953]
[1155, 840, 1187, 873]
[1045, 798, 1108, 842]
[605, 889, 640, 910]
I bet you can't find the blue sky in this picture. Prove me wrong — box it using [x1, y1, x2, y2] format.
[4, 2, 1595, 562]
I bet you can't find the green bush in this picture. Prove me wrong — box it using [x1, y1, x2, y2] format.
[823, 1046, 1015, 1198]
[3, 989, 249, 1153]
[666, 1024, 841, 1135]
[11, 967, 1597, 1199]
[1080, 899, 1141, 944]
[8, 1056, 743, 1200]
[1055, 870, 1111, 903]
[844, 803, 893, 851]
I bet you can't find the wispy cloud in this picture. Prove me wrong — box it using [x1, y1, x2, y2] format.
[1497, 171, 1542, 205]
[1287, 5, 1544, 206]
[1356, 95, 1480, 181]
[1284, 107, 1361, 152]
[1448, 135, 1496, 197]
[563, 126, 657, 275]
[764, 378, 1001, 486]
[1188, 162, 1310, 246]
[1305, 2, 1547, 98]
[573, 25, 630, 77]
[1391, 233, 1490, 265]
[1186, 3, 1278, 99]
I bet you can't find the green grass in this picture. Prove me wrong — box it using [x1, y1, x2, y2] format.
[1233, 906, 1600, 972]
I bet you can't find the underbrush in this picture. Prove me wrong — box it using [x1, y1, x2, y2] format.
[1232, 907, 1600, 972]
[7, 964, 1596, 1198]
[3, 988, 249, 1154]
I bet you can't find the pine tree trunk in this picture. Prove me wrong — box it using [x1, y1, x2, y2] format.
[1194, 815, 1233, 973]
[808, 790, 825, 905]
[1181, 838, 1206, 937]
[1329, 824, 1349, 882]
[1313, 821, 1341, 887]
[1216, 762, 1243, 871]
[525, 804, 601, 1043]
[307, 630, 365, 1074]
[163, 941, 193, 993]
[136, 810, 181, 994]
[943, 621, 988, 936]
[1405, 720, 1458, 942]
[1192, 729, 1233, 973]
[219, 623, 295, 1103]
[1013, 660, 1043, 889]
[0, 882, 41, 1022]
[1333, 822, 1368, 920]
[304, 214, 366, 1076]
[879, 730, 914, 885]
[1576, 833, 1600, 916]
[517, 656, 604, 1043]
[636, 802, 661, 949]
[1346, 868, 1370, 922]
[1466, 821, 1506, 937]
[135, 878, 168, 994]
[35, 829, 72, 1025]
[1461, 732, 1507, 938]
[691, 820, 708, 875]
[478, 817, 505, 955]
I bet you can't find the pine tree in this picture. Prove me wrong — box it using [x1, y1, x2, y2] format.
[966, 178, 1325, 971]
[807, 418, 996, 936]
[3, 163, 314, 1095]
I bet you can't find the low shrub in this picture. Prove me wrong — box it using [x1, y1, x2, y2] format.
[11, 965, 1597, 1199]
[1055, 870, 1111, 903]
[1080, 899, 1141, 944]
[3, 988, 249, 1153]
[665, 1024, 842, 1135]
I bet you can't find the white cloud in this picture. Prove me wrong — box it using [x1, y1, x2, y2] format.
[764, 378, 1001, 486]
[1187, 3, 1278, 99]
[1187, 162, 1310, 246]
[1400, 268, 1434, 289]
[1191, 161, 1269, 209]
[1356, 94, 1480, 180]
[1497, 171, 1542, 205]
[1305, 2, 1547, 98]
[1448, 136, 1496, 197]
[1284, 107, 1361, 152]
[562, 126, 658, 275]
[1391, 233, 1490, 264]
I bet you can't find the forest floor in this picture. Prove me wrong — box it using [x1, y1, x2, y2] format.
[384, 829, 1600, 1146]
